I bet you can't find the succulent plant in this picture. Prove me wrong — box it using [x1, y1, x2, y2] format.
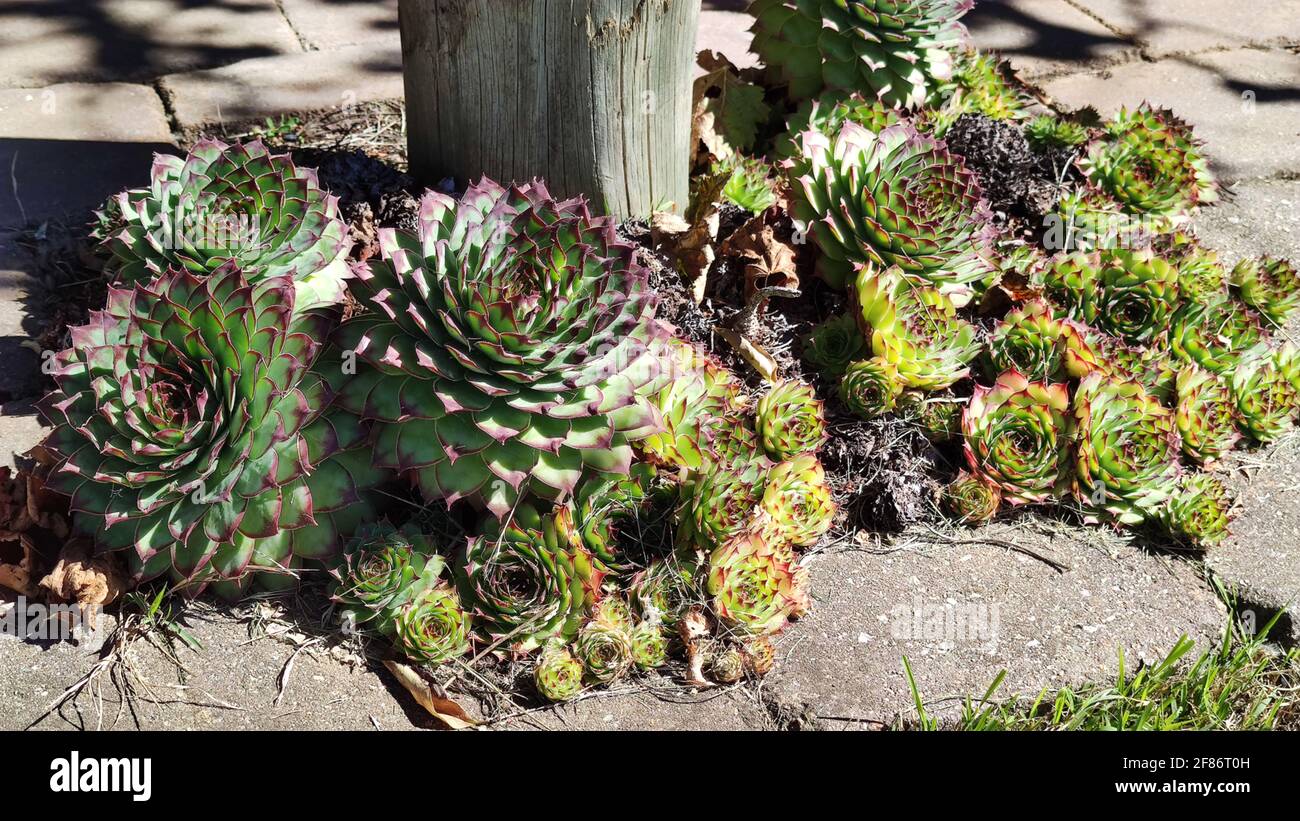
[803, 313, 870, 380]
[962, 371, 1072, 505]
[332, 523, 442, 630]
[749, 0, 973, 108]
[1231, 256, 1300, 327]
[459, 504, 602, 652]
[786, 122, 995, 290]
[1072, 373, 1182, 525]
[95, 139, 350, 313]
[1169, 296, 1265, 375]
[639, 338, 747, 473]
[740, 636, 777, 677]
[719, 157, 780, 214]
[575, 619, 633, 684]
[1045, 248, 1179, 348]
[901, 391, 965, 442]
[1079, 104, 1218, 219]
[591, 596, 635, 633]
[755, 381, 827, 460]
[1159, 473, 1233, 549]
[1048, 191, 1145, 253]
[676, 461, 769, 553]
[37, 265, 380, 584]
[759, 455, 837, 547]
[926, 50, 1028, 136]
[707, 531, 810, 636]
[567, 466, 653, 577]
[943, 471, 1001, 523]
[839, 356, 904, 418]
[391, 582, 473, 664]
[709, 644, 747, 683]
[629, 621, 670, 670]
[628, 559, 694, 625]
[534, 642, 584, 702]
[1024, 115, 1088, 150]
[1230, 345, 1299, 443]
[337, 180, 667, 519]
[986, 299, 1068, 381]
[854, 266, 982, 390]
[1174, 367, 1241, 466]
[775, 91, 902, 160]
[1152, 233, 1227, 303]
[1058, 320, 1176, 403]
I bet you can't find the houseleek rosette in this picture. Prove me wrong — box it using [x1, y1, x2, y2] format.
[1159, 473, 1233, 549]
[741, 636, 777, 676]
[676, 460, 770, 553]
[854, 266, 981, 390]
[1079, 104, 1219, 218]
[749, 0, 972, 107]
[628, 559, 694, 625]
[534, 643, 584, 702]
[1231, 256, 1300, 326]
[803, 313, 870, 380]
[925, 50, 1029, 136]
[775, 91, 903, 159]
[1153, 233, 1226, 303]
[458, 504, 602, 651]
[1230, 345, 1299, 443]
[575, 619, 633, 684]
[962, 371, 1072, 505]
[391, 583, 473, 664]
[1169, 296, 1264, 374]
[759, 455, 836, 547]
[707, 531, 810, 636]
[1047, 248, 1179, 348]
[755, 381, 827, 460]
[710, 645, 747, 683]
[331, 523, 442, 629]
[638, 338, 746, 473]
[1060, 322, 1177, 403]
[1174, 367, 1241, 465]
[787, 122, 995, 290]
[96, 139, 350, 313]
[1072, 373, 1182, 524]
[337, 180, 667, 518]
[986, 299, 1068, 381]
[629, 621, 669, 670]
[943, 471, 1001, 523]
[1024, 115, 1088, 150]
[37, 264, 378, 584]
[840, 357, 904, 418]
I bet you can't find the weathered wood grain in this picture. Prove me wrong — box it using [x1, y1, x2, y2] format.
[400, 0, 700, 219]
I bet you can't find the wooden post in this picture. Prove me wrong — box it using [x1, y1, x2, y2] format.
[398, 0, 701, 220]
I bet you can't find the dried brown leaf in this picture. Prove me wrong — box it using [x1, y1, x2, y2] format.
[38, 539, 128, 626]
[691, 50, 771, 166]
[382, 659, 478, 730]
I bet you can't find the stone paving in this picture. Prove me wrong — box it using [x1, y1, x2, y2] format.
[1, 0, 1299, 730]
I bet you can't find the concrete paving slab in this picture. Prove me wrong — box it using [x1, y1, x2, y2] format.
[764, 523, 1226, 725]
[1077, 0, 1300, 58]
[0, 83, 172, 142]
[966, 0, 1142, 80]
[0, 0, 302, 88]
[160, 44, 404, 132]
[278, 0, 399, 51]
[1042, 48, 1300, 183]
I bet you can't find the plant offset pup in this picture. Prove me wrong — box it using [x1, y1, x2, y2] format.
[37, 265, 377, 583]
[749, 0, 972, 108]
[788, 122, 994, 290]
[338, 180, 667, 518]
[96, 139, 351, 313]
